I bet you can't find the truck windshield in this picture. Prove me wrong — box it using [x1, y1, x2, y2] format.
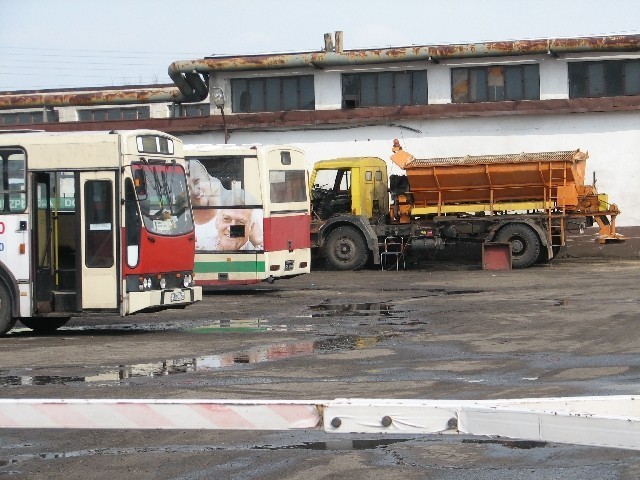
[132, 162, 193, 236]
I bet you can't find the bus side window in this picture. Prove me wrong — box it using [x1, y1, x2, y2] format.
[124, 179, 140, 267]
[84, 180, 114, 268]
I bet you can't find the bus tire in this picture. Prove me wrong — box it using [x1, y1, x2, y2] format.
[20, 317, 70, 334]
[324, 226, 369, 271]
[0, 284, 16, 336]
[495, 223, 541, 269]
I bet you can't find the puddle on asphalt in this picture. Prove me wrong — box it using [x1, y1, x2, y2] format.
[188, 318, 270, 333]
[380, 288, 483, 295]
[308, 302, 394, 317]
[462, 439, 548, 449]
[254, 438, 411, 450]
[3, 438, 412, 465]
[0, 335, 381, 386]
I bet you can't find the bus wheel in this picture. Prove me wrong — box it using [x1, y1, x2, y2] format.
[0, 285, 16, 336]
[20, 317, 70, 334]
[324, 226, 369, 271]
[495, 224, 541, 269]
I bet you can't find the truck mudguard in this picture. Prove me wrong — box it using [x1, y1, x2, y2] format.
[489, 218, 551, 259]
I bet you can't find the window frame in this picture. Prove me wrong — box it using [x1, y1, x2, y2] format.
[77, 106, 150, 122]
[451, 64, 540, 103]
[0, 148, 27, 214]
[231, 75, 315, 113]
[341, 70, 429, 108]
[0, 110, 59, 126]
[568, 59, 640, 98]
[84, 179, 114, 268]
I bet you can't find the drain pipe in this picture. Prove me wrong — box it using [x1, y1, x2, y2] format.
[0, 86, 189, 110]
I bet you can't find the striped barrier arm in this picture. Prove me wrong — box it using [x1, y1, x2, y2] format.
[0, 396, 638, 450]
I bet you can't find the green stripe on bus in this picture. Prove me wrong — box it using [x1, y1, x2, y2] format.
[194, 261, 266, 273]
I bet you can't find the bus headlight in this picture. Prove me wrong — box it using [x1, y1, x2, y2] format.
[183, 273, 193, 287]
[143, 277, 152, 290]
[159, 277, 167, 289]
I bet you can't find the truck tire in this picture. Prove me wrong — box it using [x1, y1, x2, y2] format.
[495, 223, 541, 269]
[0, 284, 16, 336]
[20, 317, 70, 334]
[324, 226, 369, 271]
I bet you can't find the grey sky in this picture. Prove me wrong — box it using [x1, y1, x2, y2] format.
[1, 0, 639, 91]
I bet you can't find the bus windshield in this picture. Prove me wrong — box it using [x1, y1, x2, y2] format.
[132, 162, 193, 236]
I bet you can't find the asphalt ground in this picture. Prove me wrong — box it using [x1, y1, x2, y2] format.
[0, 257, 639, 479]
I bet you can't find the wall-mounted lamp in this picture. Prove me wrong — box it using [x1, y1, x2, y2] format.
[211, 87, 229, 144]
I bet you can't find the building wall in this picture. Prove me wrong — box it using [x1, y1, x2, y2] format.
[2, 43, 639, 229]
[182, 109, 640, 226]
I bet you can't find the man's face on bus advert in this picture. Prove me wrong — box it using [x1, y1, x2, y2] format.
[215, 209, 252, 250]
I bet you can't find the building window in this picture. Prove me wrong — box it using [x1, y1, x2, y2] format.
[172, 103, 211, 117]
[231, 75, 315, 113]
[451, 64, 540, 103]
[0, 109, 58, 126]
[78, 106, 150, 121]
[569, 59, 640, 98]
[341, 70, 428, 108]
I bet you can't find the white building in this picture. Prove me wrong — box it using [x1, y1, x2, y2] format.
[1, 32, 639, 233]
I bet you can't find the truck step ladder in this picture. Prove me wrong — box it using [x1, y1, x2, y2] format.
[380, 237, 405, 270]
[546, 160, 567, 254]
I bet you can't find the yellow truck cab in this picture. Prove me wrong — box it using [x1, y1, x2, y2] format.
[310, 157, 388, 270]
[310, 157, 388, 220]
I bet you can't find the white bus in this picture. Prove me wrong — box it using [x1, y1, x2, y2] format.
[184, 144, 310, 286]
[0, 130, 202, 335]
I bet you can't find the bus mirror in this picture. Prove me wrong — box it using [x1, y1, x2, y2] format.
[133, 169, 147, 198]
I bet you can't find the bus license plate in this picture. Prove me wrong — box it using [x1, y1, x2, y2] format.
[285, 260, 294, 271]
[169, 290, 186, 303]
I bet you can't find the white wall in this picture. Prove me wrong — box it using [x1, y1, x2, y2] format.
[181, 110, 640, 226]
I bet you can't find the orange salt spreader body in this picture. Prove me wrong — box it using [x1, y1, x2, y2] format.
[390, 139, 625, 244]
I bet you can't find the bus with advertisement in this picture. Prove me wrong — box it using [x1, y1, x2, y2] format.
[0, 129, 202, 335]
[184, 144, 310, 287]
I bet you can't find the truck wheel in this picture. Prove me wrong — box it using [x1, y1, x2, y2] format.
[20, 317, 70, 334]
[0, 284, 16, 336]
[324, 226, 369, 271]
[495, 224, 541, 269]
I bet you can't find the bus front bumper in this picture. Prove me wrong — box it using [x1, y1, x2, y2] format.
[127, 286, 203, 314]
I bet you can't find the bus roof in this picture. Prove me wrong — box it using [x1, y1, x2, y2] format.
[184, 143, 303, 157]
[0, 129, 184, 170]
[0, 129, 178, 142]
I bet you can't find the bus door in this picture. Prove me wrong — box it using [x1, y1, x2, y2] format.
[78, 171, 118, 310]
[32, 171, 80, 313]
[32, 172, 55, 314]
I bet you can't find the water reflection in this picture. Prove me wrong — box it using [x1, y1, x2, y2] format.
[0, 335, 381, 386]
[309, 303, 394, 317]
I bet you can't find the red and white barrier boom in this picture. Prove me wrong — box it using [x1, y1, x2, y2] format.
[0, 396, 638, 450]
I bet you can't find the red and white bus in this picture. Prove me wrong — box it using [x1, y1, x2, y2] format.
[0, 130, 202, 335]
[184, 144, 310, 287]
